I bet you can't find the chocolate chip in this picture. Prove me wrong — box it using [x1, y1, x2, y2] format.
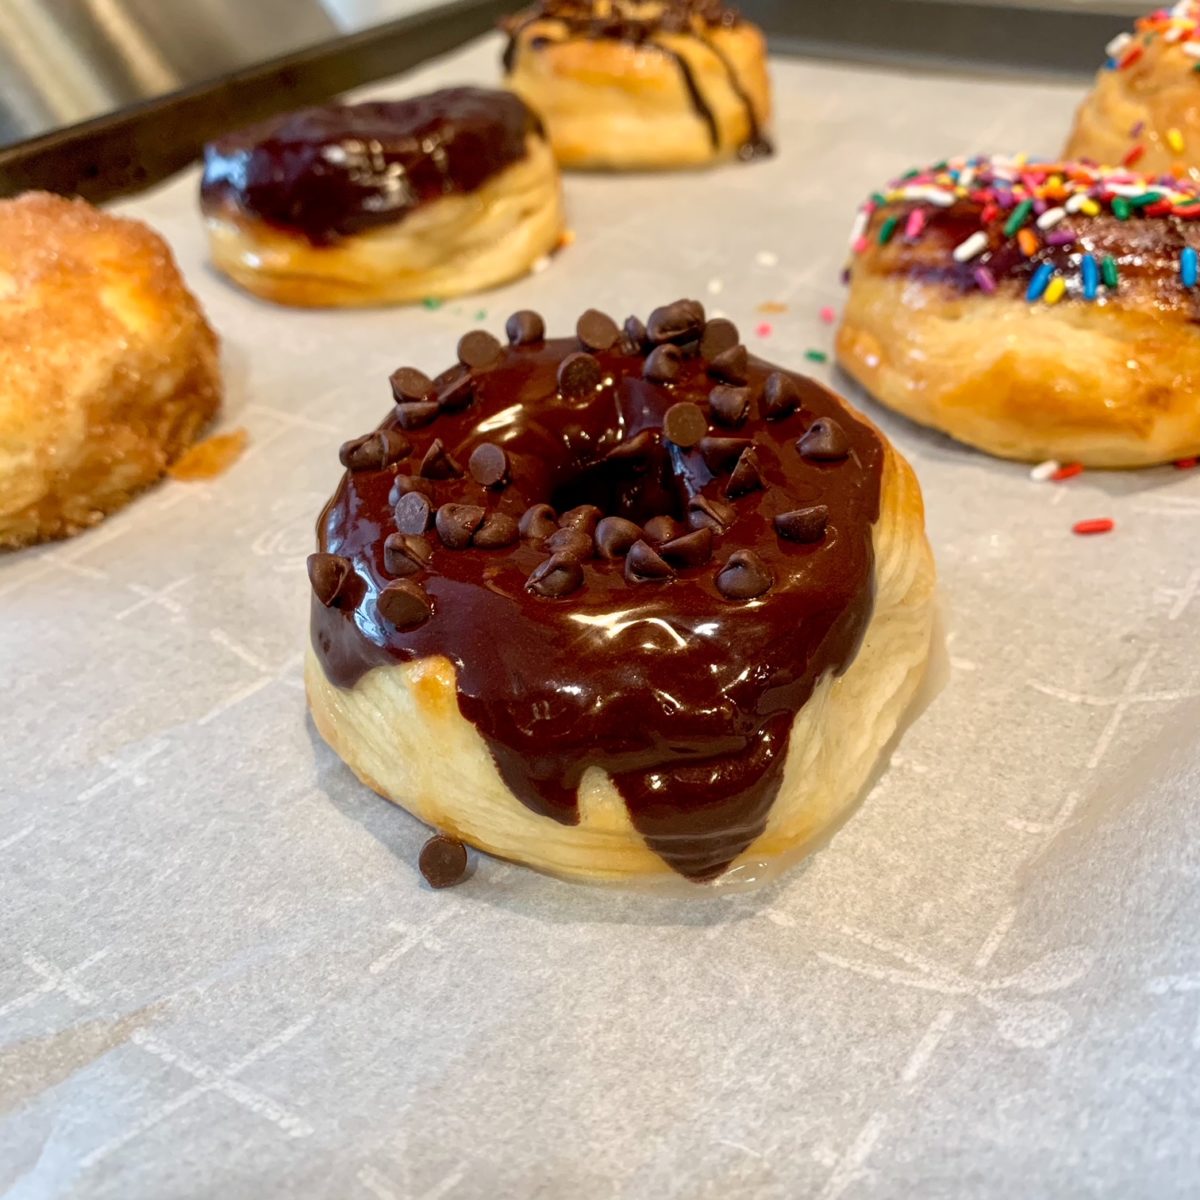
[473, 512, 520, 548]
[419, 439, 463, 480]
[643, 515, 683, 544]
[526, 553, 584, 598]
[390, 366, 435, 403]
[377, 578, 433, 629]
[435, 503, 485, 549]
[394, 491, 433, 535]
[709, 385, 751, 427]
[663, 401, 709, 449]
[419, 835, 468, 889]
[797, 418, 850, 461]
[519, 503, 559, 541]
[547, 527, 593, 560]
[700, 318, 740, 360]
[468, 443, 508, 488]
[338, 429, 411, 472]
[724, 447, 765, 499]
[775, 505, 829, 543]
[699, 436, 752, 473]
[558, 352, 603, 400]
[434, 366, 474, 413]
[625, 540, 675, 584]
[604, 429, 658, 463]
[506, 310, 545, 345]
[715, 550, 773, 600]
[763, 372, 801, 420]
[644, 344, 681, 384]
[395, 400, 440, 430]
[594, 516, 643, 559]
[687, 495, 736, 533]
[383, 533, 433, 576]
[646, 299, 705, 345]
[457, 330, 503, 370]
[307, 553, 353, 608]
[388, 474, 433, 504]
[659, 527, 714, 568]
[708, 344, 749, 385]
[559, 504, 603, 535]
[576, 308, 620, 353]
[622, 315, 648, 353]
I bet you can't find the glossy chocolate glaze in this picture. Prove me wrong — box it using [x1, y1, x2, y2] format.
[311, 314, 883, 880]
[201, 88, 541, 246]
[501, 1, 772, 161]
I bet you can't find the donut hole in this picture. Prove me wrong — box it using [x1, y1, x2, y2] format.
[549, 443, 689, 526]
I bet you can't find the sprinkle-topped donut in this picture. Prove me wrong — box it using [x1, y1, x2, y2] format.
[837, 155, 1200, 466]
[305, 301, 937, 884]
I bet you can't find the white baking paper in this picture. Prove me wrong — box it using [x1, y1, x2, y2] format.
[4, 34, 1200, 1199]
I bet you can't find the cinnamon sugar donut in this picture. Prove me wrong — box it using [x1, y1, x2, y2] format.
[838, 155, 1200, 468]
[501, 1, 773, 170]
[200, 88, 565, 308]
[305, 301, 935, 886]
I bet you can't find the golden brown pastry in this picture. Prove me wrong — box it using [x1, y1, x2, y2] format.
[501, 0, 773, 170]
[0, 192, 221, 550]
[200, 88, 565, 308]
[305, 301, 935, 887]
[1066, 3, 1200, 176]
[837, 155, 1200, 468]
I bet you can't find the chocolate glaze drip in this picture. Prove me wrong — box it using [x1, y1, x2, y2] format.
[312, 315, 882, 880]
[200, 88, 541, 246]
[501, 1, 772, 160]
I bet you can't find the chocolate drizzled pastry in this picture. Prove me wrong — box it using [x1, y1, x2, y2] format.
[201, 88, 544, 246]
[310, 301, 883, 881]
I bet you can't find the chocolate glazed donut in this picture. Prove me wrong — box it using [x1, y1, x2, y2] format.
[306, 302, 938, 884]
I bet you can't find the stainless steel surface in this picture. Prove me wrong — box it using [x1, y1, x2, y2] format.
[0, 0, 433, 147]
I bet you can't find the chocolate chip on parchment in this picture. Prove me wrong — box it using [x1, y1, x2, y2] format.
[435, 503, 485, 549]
[383, 533, 433, 576]
[700, 318, 739, 361]
[468, 443, 509, 488]
[643, 515, 683, 544]
[338, 429, 411, 472]
[389, 474, 434, 504]
[699, 436, 752, 473]
[646, 299, 705, 345]
[394, 400, 440, 430]
[709, 385, 751, 427]
[419, 439, 463, 481]
[625, 540, 675, 584]
[526, 553, 584, 598]
[576, 309, 620, 353]
[394, 491, 434, 535]
[307, 553, 353, 608]
[594, 516, 643, 559]
[506, 309, 546, 346]
[419, 835, 469, 889]
[763, 372, 801, 420]
[390, 366, 435, 404]
[547, 527, 593, 560]
[663, 401, 708, 449]
[457, 330, 503, 370]
[377, 578, 433, 629]
[708, 343, 749, 385]
[797, 418, 850, 461]
[724, 447, 764, 499]
[659, 527, 714, 568]
[558, 352, 603, 400]
[643, 344, 682, 384]
[775, 505, 829, 543]
[559, 504, 603, 535]
[519, 503, 559, 541]
[622, 315, 648, 353]
[715, 550, 773, 600]
[687, 495, 736, 532]
[473, 512, 520, 548]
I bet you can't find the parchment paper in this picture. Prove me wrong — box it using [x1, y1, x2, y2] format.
[4, 35, 1200, 1199]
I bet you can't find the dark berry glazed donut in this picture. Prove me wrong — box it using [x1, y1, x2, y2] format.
[305, 301, 935, 886]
